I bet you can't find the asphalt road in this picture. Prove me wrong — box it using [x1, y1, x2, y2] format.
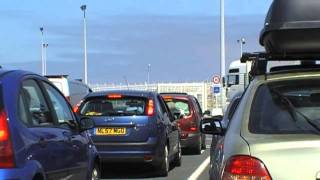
[101, 135, 212, 180]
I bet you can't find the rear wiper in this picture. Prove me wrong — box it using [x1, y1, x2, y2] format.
[271, 89, 320, 133]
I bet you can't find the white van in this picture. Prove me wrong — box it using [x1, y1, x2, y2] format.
[46, 75, 92, 106]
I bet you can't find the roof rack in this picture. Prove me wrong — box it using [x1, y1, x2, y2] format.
[240, 52, 320, 77]
[241, 52, 320, 63]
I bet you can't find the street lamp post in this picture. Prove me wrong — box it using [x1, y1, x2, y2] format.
[147, 64, 151, 86]
[219, 0, 226, 108]
[237, 37, 246, 58]
[220, 0, 225, 79]
[237, 38, 249, 88]
[43, 43, 48, 75]
[40, 27, 44, 75]
[81, 5, 88, 84]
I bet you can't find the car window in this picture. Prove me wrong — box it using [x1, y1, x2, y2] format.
[18, 93, 30, 126]
[19, 79, 53, 126]
[194, 97, 203, 115]
[250, 79, 320, 134]
[158, 96, 175, 121]
[227, 97, 241, 120]
[164, 98, 191, 117]
[42, 82, 75, 129]
[80, 96, 147, 116]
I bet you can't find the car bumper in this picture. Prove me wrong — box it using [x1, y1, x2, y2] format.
[0, 162, 42, 180]
[94, 137, 161, 163]
[180, 132, 201, 148]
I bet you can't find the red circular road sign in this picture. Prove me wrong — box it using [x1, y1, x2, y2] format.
[213, 75, 220, 84]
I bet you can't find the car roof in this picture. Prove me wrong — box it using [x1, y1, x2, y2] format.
[255, 70, 320, 84]
[160, 93, 193, 99]
[0, 70, 39, 79]
[86, 90, 156, 98]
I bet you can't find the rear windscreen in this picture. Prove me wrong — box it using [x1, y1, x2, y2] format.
[163, 98, 191, 117]
[80, 96, 147, 116]
[250, 79, 320, 134]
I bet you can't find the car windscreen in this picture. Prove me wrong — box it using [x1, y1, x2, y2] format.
[80, 96, 147, 116]
[227, 75, 239, 86]
[250, 79, 320, 134]
[163, 98, 191, 117]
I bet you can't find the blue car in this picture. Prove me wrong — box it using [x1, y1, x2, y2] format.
[76, 90, 182, 176]
[0, 70, 99, 180]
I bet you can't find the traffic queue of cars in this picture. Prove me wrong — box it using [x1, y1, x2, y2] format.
[201, 0, 320, 179]
[0, 68, 205, 179]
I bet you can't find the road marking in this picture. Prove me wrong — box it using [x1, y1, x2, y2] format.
[187, 156, 210, 180]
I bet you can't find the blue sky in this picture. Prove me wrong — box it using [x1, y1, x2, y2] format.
[0, 0, 272, 83]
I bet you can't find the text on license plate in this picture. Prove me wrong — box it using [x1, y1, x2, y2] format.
[95, 127, 126, 136]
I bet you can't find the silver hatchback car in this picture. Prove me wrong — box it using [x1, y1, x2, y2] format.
[203, 69, 320, 180]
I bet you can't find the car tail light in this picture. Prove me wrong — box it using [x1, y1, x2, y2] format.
[222, 155, 271, 180]
[189, 121, 197, 132]
[147, 99, 155, 116]
[107, 94, 122, 99]
[0, 110, 14, 168]
[73, 100, 83, 113]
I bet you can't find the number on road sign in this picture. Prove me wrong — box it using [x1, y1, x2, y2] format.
[213, 76, 220, 84]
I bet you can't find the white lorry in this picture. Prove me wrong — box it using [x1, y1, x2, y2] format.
[225, 60, 251, 105]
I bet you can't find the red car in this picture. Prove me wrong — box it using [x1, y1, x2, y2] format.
[161, 93, 206, 154]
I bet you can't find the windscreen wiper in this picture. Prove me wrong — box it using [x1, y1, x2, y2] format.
[271, 89, 320, 133]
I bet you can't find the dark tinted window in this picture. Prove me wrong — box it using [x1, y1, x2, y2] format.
[80, 96, 147, 116]
[250, 80, 320, 134]
[228, 75, 239, 86]
[227, 97, 241, 120]
[229, 68, 239, 73]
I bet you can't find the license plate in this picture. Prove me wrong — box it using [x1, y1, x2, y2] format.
[95, 127, 126, 136]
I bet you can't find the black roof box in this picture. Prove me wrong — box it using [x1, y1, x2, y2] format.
[260, 0, 320, 55]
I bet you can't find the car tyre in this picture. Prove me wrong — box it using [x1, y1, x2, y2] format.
[91, 163, 101, 180]
[173, 140, 182, 167]
[193, 136, 202, 155]
[201, 134, 206, 150]
[157, 144, 169, 177]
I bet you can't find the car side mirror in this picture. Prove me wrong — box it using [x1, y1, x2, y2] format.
[200, 115, 224, 135]
[79, 117, 95, 132]
[203, 110, 211, 116]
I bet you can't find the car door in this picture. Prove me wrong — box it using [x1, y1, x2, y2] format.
[41, 80, 90, 180]
[157, 95, 179, 156]
[18, 79, 68, 179]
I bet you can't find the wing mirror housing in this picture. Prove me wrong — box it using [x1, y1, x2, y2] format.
[203, 110, 211, 116]
[79, 117, 95, 132]
[200, 115, 225, 136]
